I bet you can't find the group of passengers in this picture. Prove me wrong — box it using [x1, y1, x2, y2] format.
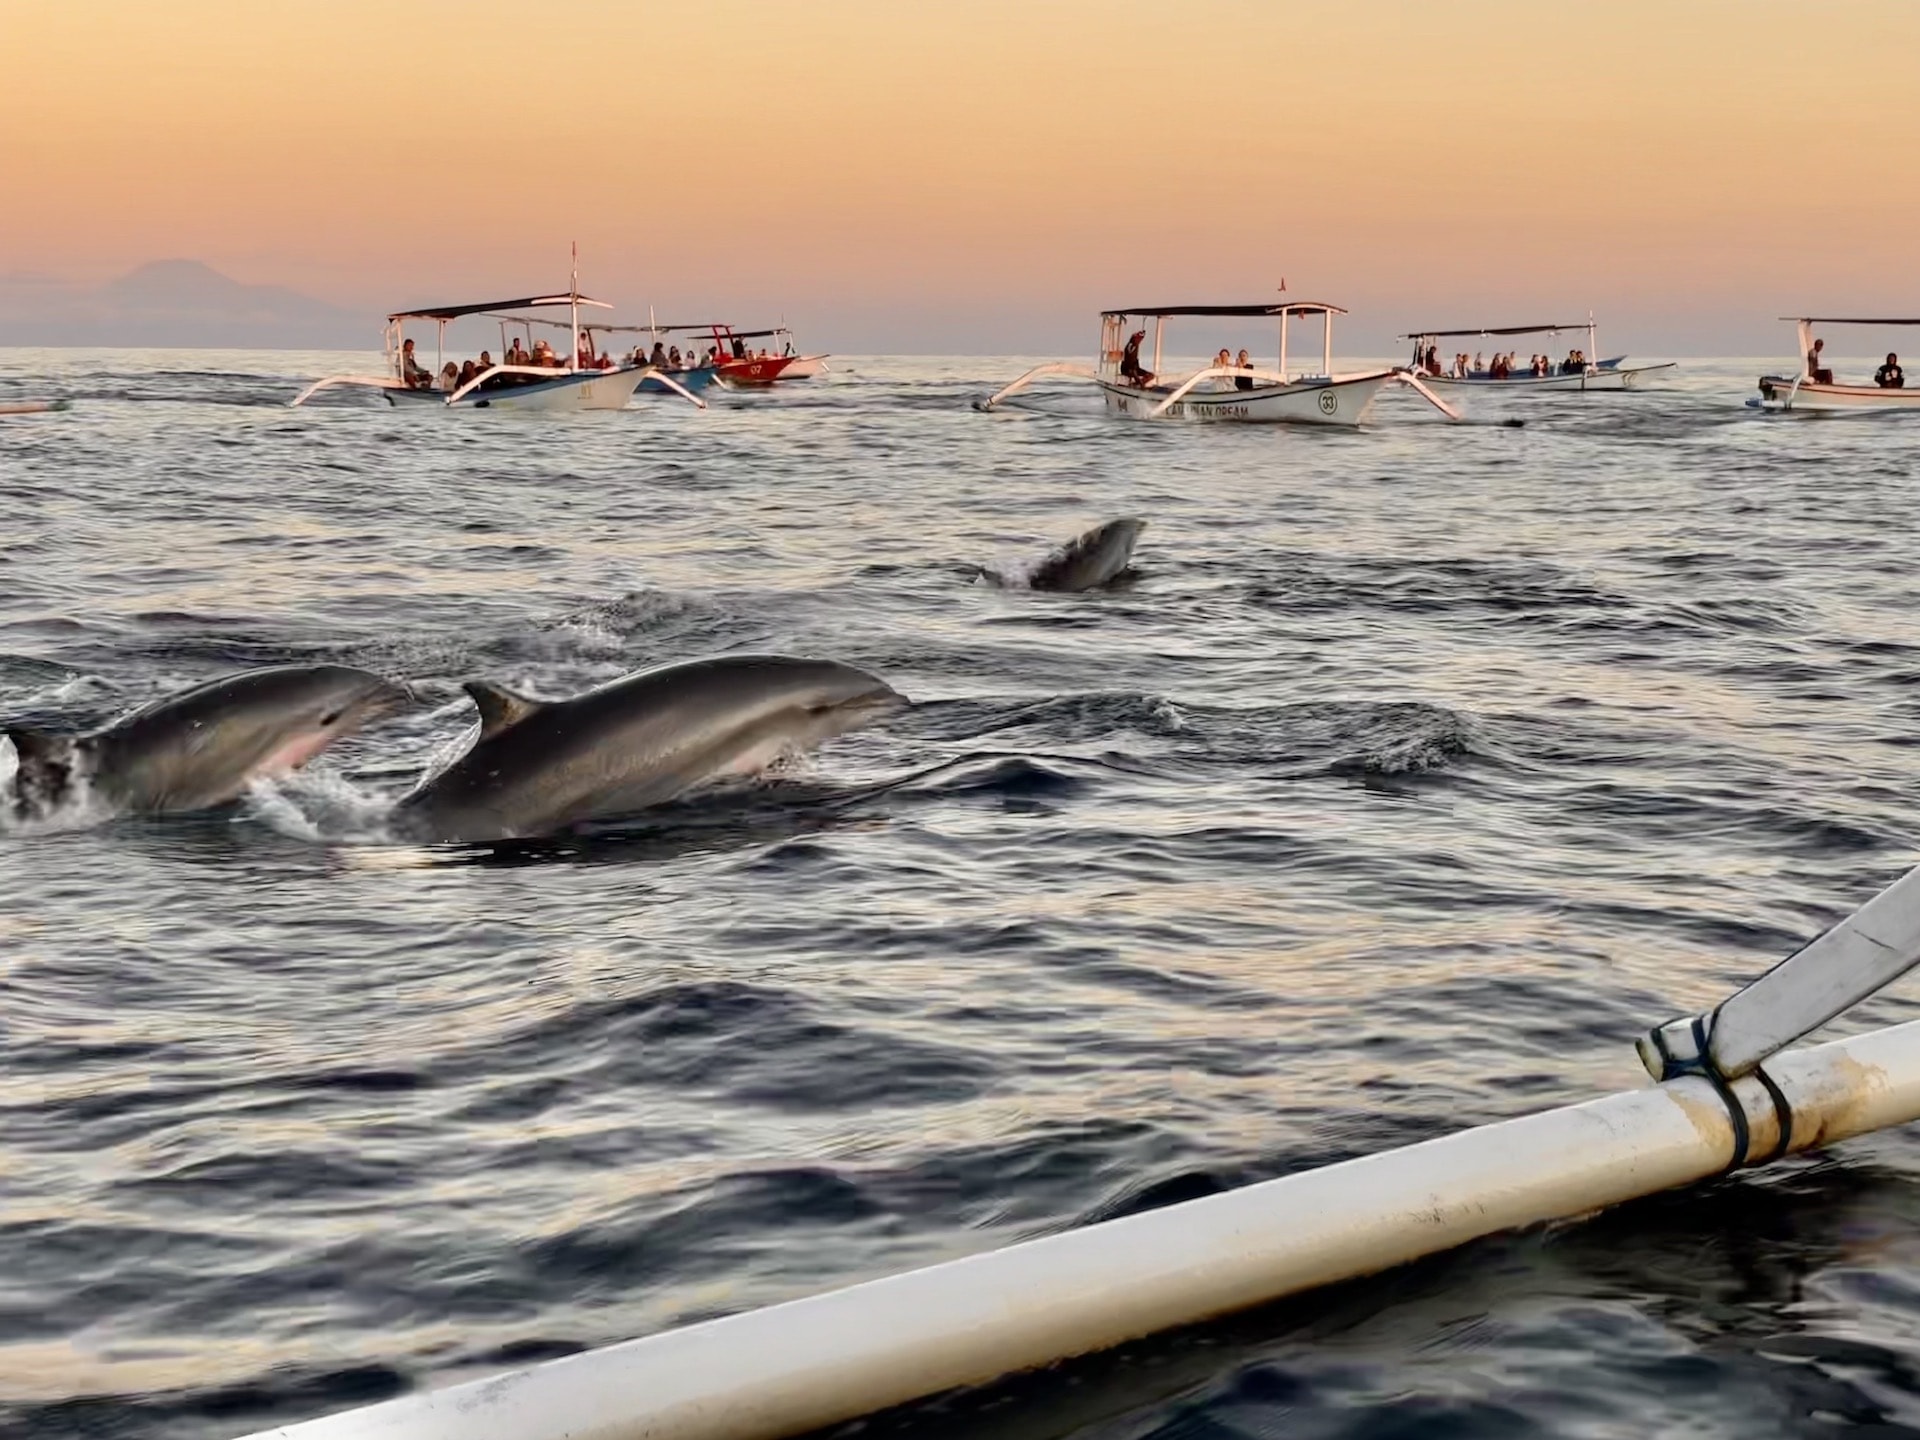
[622, 340, 726, 371]
[399, 333, 746, 393]
[1416, 344, 1589, 380]
[1805, 338, 1905, 388]
[1213, 347, 1258, 391]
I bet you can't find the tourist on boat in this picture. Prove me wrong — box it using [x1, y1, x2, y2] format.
[1807, 337, 1833, 384]
[456, 359, 477, 389]
[506, 338, 529, 366]
[651, 341, 669, 368]
[1120, 329, 1155, 387]
[1235, 349, 1255, 391]
[401, 338, 433, 389]
[1425, 344, 1442, 376]
[1472, 351, 1484, 376]
[1877, 352, 1905, 388]
[477, 350, 493, 374]
[438, 361, 458, 391]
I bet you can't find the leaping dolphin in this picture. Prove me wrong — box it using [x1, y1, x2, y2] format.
[4, 664, 412, 823]
[389, 654, 906, 844]
[979, 518, 1146, 593]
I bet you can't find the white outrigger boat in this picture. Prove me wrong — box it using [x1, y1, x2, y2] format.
[291, 255, 702, 412]
[1755, 316, 1919, 414]
[978, 301, 1463, 426]
[1403, 317, 1674, 391]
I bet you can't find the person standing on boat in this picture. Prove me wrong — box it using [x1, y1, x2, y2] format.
[1235, 349, 1255, 391]
[1877, 352, 1905, 388]
[1808, 337, 1834, 384]
[1120, 329, 1155, 387]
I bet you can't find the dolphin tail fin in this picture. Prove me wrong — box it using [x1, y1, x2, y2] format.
[463, 681, 545, 739]
[4, 727, 79, 814]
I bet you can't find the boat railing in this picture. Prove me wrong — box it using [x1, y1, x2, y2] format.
[973, 362, 1097, 412]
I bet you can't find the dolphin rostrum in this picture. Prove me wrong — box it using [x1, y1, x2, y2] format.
[980, 518, 1146, 593]
[3, 663, 412, 822]
[389, 654, 906, 844]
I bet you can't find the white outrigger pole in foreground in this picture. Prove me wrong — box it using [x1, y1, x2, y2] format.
[1403, 315, 1675, 391]
[977, 302, 1468, 425]
[1755, 317, 1920, 413]
[289, 251, 703, 412]
[244, 859, 1920, 1440]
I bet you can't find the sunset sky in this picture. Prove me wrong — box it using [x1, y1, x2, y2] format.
[4, 0, 1916, 352]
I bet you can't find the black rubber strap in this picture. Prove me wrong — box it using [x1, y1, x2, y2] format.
[1751, 1064, 1795, 1165]
[1702, 1066, 1752, 1172]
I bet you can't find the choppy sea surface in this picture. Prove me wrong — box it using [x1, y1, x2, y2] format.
[5, 349, 1920, 1439]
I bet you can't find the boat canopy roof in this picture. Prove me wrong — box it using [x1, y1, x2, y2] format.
[1103, 302, 1346, 319]
[1783, 316, 1920, 325]
[389, 294, 613, 322]
[1400, 322, 1588, 338]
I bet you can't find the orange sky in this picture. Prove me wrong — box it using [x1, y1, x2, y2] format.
[4, 0, 1916, 350]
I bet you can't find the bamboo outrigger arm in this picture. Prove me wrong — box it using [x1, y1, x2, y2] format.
[973, 362, 1097, 411]
[288, 375, 406, 408]
[238, 860, 1920, 1440]
[1143, 366, 1299, 417]
[439, 364, 706, 410]
[1392, 368, 1467, 421]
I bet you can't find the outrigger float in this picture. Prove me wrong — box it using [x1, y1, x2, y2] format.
[978, 302, 1465, 426]
[239, 857, 1920, 1440]
[290, 256, 703, 413]
[1403, 316, 1675, 391]
[1755, 317, 1920, 414]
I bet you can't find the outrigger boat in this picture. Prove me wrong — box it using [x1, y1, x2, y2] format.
[611, 322, 829, 388]
[978, 302, 1462, 426]
[1402, 317, 1674, 391]
[1755, 317, 1920, 414]
[290, 255, 703, 412]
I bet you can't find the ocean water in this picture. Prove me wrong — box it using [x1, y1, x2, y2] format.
[4, 350, 1920, 1439]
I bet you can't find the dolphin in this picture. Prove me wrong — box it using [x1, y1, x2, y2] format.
[979, 518, 1146, 593]
[389, 654, 906, 844]
[3, 663, 412, 822]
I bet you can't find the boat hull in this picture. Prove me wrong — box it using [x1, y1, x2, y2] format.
[637, 366, 716, 395]
[779, 354, 830, 379]
[715, 354, 799, 387]
[385, 367, 647, 412]
[1097, 372, 1395, 426]
[1756, 375, 1920, 413]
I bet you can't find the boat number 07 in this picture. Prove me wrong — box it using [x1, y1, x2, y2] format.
[1317, 390, 1338, 415]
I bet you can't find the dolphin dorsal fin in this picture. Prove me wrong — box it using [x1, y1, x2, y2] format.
[463, 682, 544, 740]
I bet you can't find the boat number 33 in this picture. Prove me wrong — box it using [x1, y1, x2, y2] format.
[1317, 390, 1338, 415]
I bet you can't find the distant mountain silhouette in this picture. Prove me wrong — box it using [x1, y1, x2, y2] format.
[0, 260, 371, 348]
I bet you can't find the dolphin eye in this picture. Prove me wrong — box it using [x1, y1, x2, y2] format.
[320, 708, 345, 727]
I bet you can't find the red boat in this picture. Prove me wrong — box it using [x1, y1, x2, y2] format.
[697, 324, 830, 387]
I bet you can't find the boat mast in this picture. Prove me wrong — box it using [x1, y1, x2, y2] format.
[1322, 309, 1331, 378]
[1278, 309, 1289, 380]
[570, 241, 581, 373]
